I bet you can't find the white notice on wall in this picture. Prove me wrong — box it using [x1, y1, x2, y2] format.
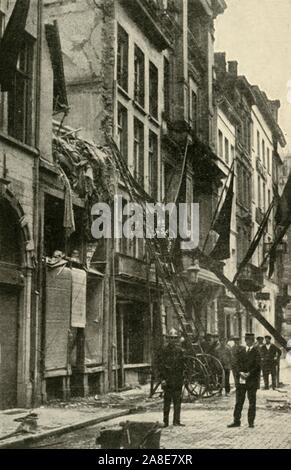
[71, 268, 87, 328]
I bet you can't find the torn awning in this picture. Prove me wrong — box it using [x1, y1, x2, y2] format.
[0, 0, 30, 91]
[45, 21, 69, 113]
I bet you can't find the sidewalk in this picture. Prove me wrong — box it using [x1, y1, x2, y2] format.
[0, 384, 162, 449]
[0, 363, 290, 449]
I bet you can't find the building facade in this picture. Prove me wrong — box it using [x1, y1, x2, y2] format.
[0, 0, 50, 409]
[214, 53, 286, 344]
[0, 0, 288, 410]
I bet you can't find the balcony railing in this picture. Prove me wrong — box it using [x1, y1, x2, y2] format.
[188, 29, 207, 70]
[120, 0, 180, 49]
[236, 263, 264, 292]
[114, 253, 156, 283]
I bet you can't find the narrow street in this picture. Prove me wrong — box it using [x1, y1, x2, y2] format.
[23, 367, 291, 450]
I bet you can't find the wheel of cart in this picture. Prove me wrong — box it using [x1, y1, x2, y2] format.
[184, 355, 210, 399]
[196, 354, 225, 398]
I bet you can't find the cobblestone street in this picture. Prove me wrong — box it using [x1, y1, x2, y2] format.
[104, 390, 291, 450]
[26, 364, 291, 449]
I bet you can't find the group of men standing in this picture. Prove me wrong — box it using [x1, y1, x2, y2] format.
[159, 329, 282, 429]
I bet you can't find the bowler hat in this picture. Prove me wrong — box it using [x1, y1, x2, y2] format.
[265, 335, 272, 340]
[245, 333, 255, 338]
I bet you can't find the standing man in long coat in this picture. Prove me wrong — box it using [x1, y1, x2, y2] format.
[159, 328, 186, 428]
[228, 333, 261, 428]
[230, 336, 245, 387]
[261, 336, 282, 390]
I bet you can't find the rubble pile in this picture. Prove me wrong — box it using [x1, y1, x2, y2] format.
[52, 127, 116, 205]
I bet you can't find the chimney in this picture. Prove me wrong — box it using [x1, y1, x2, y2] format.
[268, 99, 280, 123]
[228, 61, 238, 77]
[214, 52, 226, 76]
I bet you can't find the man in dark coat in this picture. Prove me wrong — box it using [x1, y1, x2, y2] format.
[215, 338, 232, 396]
[261, 336, 282, 390]
[228, 333, 261, 428]
[200, 333, 214, 354]
[230, 336, 245, 387]
[159, 328, 186, 428]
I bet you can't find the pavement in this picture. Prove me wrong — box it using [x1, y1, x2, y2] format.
[1, 361, 291, 449]
[0, 384, 161, 449]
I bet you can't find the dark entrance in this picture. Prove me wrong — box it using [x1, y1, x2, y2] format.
[0, 285, 19, 409]
[116, 301, 146, 389]
[0, 198, 22, 409]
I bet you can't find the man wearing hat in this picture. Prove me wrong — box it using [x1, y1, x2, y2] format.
[228, 333, 261, 428]
[230, 336, 245, 387]
[255, 336, 264, 349]
[261, 336, 282, 390]
[159, 328, 186, 428]
[201, 333, 214, 354]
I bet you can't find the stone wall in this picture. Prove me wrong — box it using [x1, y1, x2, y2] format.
[44, 0, 115, 142]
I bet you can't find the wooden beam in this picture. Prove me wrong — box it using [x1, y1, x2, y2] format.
[196, 250, 288, 350]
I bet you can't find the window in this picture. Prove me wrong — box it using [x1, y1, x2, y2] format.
[7, 33, 34, 145]
[117, 103, 128, 162]
[244, 119, 250, 151]
[268, 189, 271, 231]
[242, 170, 248, 206]
[133, 118, 144, 187]
[149, 131, 158, 200]
[164, 57, 170, 117]
[225, 137, 229, 164]
[262, 140, 265, 167]
[267, 148, 270, 173]
[117, 25, 129, 92]
[218, 130, 223, 158]
[237, 123, 242, 143]
[263, 182, 266, 212]
[237, 164, 242, 202]
[258, 175, 261, 207]
[123, 303, 145, 364]
[134, 45, 145, 107]
[231, 145, 235, 163]
[149, 61, 158, 119]
[190, 90, 198, 134]
[257, 131, 260, 157]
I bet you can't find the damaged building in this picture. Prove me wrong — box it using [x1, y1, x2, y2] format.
[0, 0, 288, 411]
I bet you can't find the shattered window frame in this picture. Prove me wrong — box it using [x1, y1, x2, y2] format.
[8, 32, 34, 145]
[148, 130, 158, 200]
[134, 44, 145, 107]
[117, 23, 129, 93]
[117, 101, 128, 162]
[133, 116, 145, 187]
[149, 60, 159, 119]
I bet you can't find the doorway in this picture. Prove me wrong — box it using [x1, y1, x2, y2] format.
[0, 285, 19, 409]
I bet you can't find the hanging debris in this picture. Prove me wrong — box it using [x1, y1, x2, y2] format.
[52, 125, 116, 239]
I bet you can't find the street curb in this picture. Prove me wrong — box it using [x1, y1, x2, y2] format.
[0, 409, 131, 449]
[0, 398, 164, 449]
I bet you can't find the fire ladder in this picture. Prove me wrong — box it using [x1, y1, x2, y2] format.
[106, 135, 205, 349]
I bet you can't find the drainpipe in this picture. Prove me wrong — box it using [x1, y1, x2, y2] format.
[31, 0, 43, 407]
